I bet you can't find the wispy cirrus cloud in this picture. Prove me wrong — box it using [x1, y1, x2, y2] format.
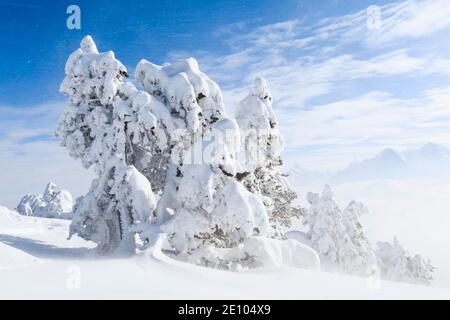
[312, 0, 450, 47]
[372, 0, 450, 43]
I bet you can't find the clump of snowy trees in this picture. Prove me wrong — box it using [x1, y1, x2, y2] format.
[304, 186, 375, 275]
[56, 36, 304, 266]
[303, 185, 434, 284]
[56, 36, 433, 284]
[16, 182, 73, 219]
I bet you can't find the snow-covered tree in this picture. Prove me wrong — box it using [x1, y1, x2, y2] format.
[375, 237, 434, 285]
[305, 185, 375, 275]
[342, 200, 376, 271]
[235, 77, 303, 231]
[57, 36, 270, 261]
[134, 59, 275, 268]
[16, 182, 73, 219]
[57, 36, 157, 255]
[235, 77, 281, 170]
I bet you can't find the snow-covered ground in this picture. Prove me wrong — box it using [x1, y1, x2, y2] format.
[1, 206, 449, 299]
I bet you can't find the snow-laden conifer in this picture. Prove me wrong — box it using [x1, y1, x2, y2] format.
[235, 78, 303, 232]
[57, 36, 157, 254]
[305, 185, 375, 274]
[375, 237, 434, 285]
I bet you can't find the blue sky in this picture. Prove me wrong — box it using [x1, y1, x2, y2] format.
[0, 0, 392, 106]
[1, 0, 450, 206]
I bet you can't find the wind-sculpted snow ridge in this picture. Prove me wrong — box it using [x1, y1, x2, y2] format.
[57, 36, 305, 269]
[16, 182, 73, 219]
[303, 185, 434, 285]
[140, 233, 320, 271]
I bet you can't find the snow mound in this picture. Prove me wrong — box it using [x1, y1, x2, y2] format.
[16, 182, 73, 219]
[0, 206, 20, 224]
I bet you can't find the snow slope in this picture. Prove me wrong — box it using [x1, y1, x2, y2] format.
[0, 206, 449, 299]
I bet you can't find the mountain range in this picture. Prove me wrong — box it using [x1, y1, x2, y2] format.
[288, 143, 450, 186]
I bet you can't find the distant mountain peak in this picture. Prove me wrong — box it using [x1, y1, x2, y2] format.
[417, 143, 449, 154]
[289, 143, 450, 187]
[331, 148, 408, 183]
[375, 148, 403, 161]
[403, 143, 450, 161]
[422, 142, 441, 149]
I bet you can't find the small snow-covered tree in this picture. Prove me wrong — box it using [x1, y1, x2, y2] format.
[375, 237, 434, 285]
[342, 200, 376, 271]
[235, 77, 281, 170]
[57, 36, 157, 255]
[305, 185, 375, 275]
[235, 77, 303, 231]
[16, 182, 73, 219]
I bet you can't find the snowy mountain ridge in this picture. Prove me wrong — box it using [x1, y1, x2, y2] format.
[332, 148, 409, 183]
[288, 143, 450, 186]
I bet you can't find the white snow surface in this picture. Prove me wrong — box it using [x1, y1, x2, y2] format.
[1, 206, 449, 299]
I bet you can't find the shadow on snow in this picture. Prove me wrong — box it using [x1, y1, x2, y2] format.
[0, 234, 92, 259]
